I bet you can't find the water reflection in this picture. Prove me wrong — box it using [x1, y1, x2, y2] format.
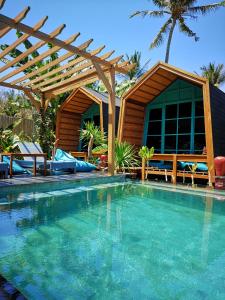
[1, 185, 225, 299]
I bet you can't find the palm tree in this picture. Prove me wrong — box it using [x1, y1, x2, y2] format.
[116, 51, 150, 96]
[130, 0, 225, 63]
[199, 63, 225, 88]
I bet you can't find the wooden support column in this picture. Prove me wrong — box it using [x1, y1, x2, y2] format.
[108, 68, 116, 176]
[91, 59, 116, 176]
[172, 154, 177, 184]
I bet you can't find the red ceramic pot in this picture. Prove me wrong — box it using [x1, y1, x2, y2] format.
[214, 156, 225, 176]
[100, 155, 108, 162]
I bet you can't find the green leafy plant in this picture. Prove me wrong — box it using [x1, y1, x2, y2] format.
[139, 146, 155, 167]
[92, 143, 108, 154]
[80, 121, 106, 160]
[0, 127, 19, 152]
[115, 140, 138, 173]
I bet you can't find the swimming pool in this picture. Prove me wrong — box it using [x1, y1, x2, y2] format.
[1, 180, 225, 299]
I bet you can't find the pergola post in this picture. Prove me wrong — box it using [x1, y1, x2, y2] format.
[108, 68, 116, 176]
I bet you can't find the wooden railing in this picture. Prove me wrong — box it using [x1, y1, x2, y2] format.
[141, 154, 210, 185]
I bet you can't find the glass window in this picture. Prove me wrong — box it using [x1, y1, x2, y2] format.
[194, 134, 206, 152]
[195, 101, 204, 117]
[166, 104, 177, 119]
[165, 119, 177, 134]
[195, 117, 205, 133]
[178, 118, 191, 134]
[147, 135, 161, 150]
[148, 121, 162, 135]
[149, 108, 162, 121]
[179, 102, 192, 118]
[165, 135, 176, 151]
[178, 135, 191, 152]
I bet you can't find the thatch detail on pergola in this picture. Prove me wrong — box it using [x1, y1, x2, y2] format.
[0, 0, 134, 175]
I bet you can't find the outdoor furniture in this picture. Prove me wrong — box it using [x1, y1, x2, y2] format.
[142, 154, 209, 184]
[71, 151, 88, 161]
[1, 153, 47, 178]
[0, 162, 8, 179]
[15, 142, 76, 175]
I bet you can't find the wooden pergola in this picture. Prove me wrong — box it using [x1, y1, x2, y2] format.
[0, 0, 134, 175]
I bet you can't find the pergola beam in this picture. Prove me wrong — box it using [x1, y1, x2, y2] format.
[0, 13, 128, 74]
[0, 24, 68, 79]
[0, 6, 30, 38]
[10, 38, 94, 85]
[0, 0, 6, 9]
[40, 56, 124, 93]
[29, 50, 115, 89]
[22, 46, 108, 87]
[0, 81, 34, 92]
[0, 16, 48, 60]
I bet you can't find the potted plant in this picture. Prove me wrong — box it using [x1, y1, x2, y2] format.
[138, 146, 154, 180]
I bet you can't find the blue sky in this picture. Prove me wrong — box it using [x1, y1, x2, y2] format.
[1, 0, 225, 89]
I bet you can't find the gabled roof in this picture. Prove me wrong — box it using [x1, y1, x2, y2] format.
[123, 61, 208, 104]
[60, 87, 120, 113]
[82, 87, 121, 107]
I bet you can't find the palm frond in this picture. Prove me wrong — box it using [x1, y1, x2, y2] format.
[150, 18, 172, 49]
[152, 0, 168, 8]
[178, 17, 199, 41]
[130, 10, 169, 19]
[188, 1, 225, 15]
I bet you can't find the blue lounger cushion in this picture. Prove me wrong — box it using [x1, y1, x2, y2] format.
[54, 149, 96, 172]
[178, 161, 208, 172]
[3, 156, 31, 174]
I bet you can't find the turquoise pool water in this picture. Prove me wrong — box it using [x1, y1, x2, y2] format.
[1, 181, 225, 299]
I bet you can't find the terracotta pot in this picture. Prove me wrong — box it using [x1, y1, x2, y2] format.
[214, 156, 225, 176]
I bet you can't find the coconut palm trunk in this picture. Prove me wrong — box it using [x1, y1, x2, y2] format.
[165, 19, 176, 63]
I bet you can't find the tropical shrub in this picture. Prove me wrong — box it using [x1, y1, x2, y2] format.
[80, 121, 106, 159]
[115, 140, 138, 172]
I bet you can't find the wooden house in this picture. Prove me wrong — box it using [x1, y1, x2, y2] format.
[56, 87, 120, 152]
[118, 62, 225, 182]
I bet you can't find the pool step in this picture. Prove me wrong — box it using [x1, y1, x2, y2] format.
[0, 275, 26, 300]
[0, 182, 130, 205]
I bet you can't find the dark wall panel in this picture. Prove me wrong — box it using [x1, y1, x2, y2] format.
[210, 85, 225, 156]
[102, 103, 120, 136]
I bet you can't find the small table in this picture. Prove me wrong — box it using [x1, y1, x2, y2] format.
[1, 153, 47, 178]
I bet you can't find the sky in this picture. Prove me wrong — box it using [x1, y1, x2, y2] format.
[1, 0, 225, 90]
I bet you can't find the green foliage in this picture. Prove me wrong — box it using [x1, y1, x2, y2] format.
[199, 63, 225, 87]
[80, 121, 106, 158]
[138, 146, 155, 160]
[80, 121, 105, 147]
[115, 140, 138, 172]
[0, 126, 18, 152]
[130, 0, 225, 62]
[92, 144, 108, 154]
[0, 90, 33, 117]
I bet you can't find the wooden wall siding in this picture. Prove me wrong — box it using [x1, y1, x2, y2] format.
[210, 84, 225, 157]
[122, 100, 145, 146]
[57, 111, 81, 151]
[131, 72, 177, 103]
[63, 91, 94, 114]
